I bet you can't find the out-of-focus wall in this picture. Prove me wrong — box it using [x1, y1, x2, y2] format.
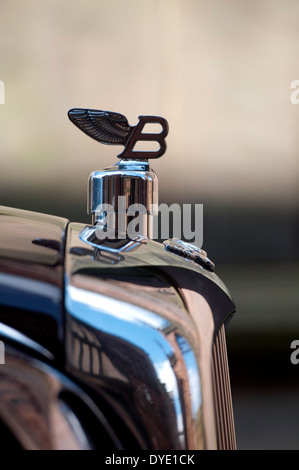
[0, 0, 299, 449]
[0, 0, 298, 207]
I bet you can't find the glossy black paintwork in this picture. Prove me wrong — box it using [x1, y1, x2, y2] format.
[0, 206, 69, 359]
[0, 342, 121, 449]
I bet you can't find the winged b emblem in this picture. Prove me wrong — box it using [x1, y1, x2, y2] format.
[68, 108, 168, 159]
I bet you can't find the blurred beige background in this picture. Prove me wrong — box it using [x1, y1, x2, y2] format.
[0, 0, 299, 449]
[0, 0, 298, 206]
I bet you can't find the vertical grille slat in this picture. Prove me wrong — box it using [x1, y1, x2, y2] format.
[220, 329, 235, 450]
[212, 325, 236, 450]
[219, 328, 233, 449]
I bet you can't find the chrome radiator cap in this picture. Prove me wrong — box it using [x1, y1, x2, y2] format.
[88, 159, 158, 237]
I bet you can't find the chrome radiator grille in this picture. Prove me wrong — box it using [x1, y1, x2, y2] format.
[212, 325, 236, 450]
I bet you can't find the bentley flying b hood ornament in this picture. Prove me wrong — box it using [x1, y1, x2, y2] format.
[68, 108, 169, 244]
[68, 108, 168, 160]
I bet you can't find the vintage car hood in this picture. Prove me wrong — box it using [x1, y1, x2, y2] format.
[0, 206, 236, 450]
